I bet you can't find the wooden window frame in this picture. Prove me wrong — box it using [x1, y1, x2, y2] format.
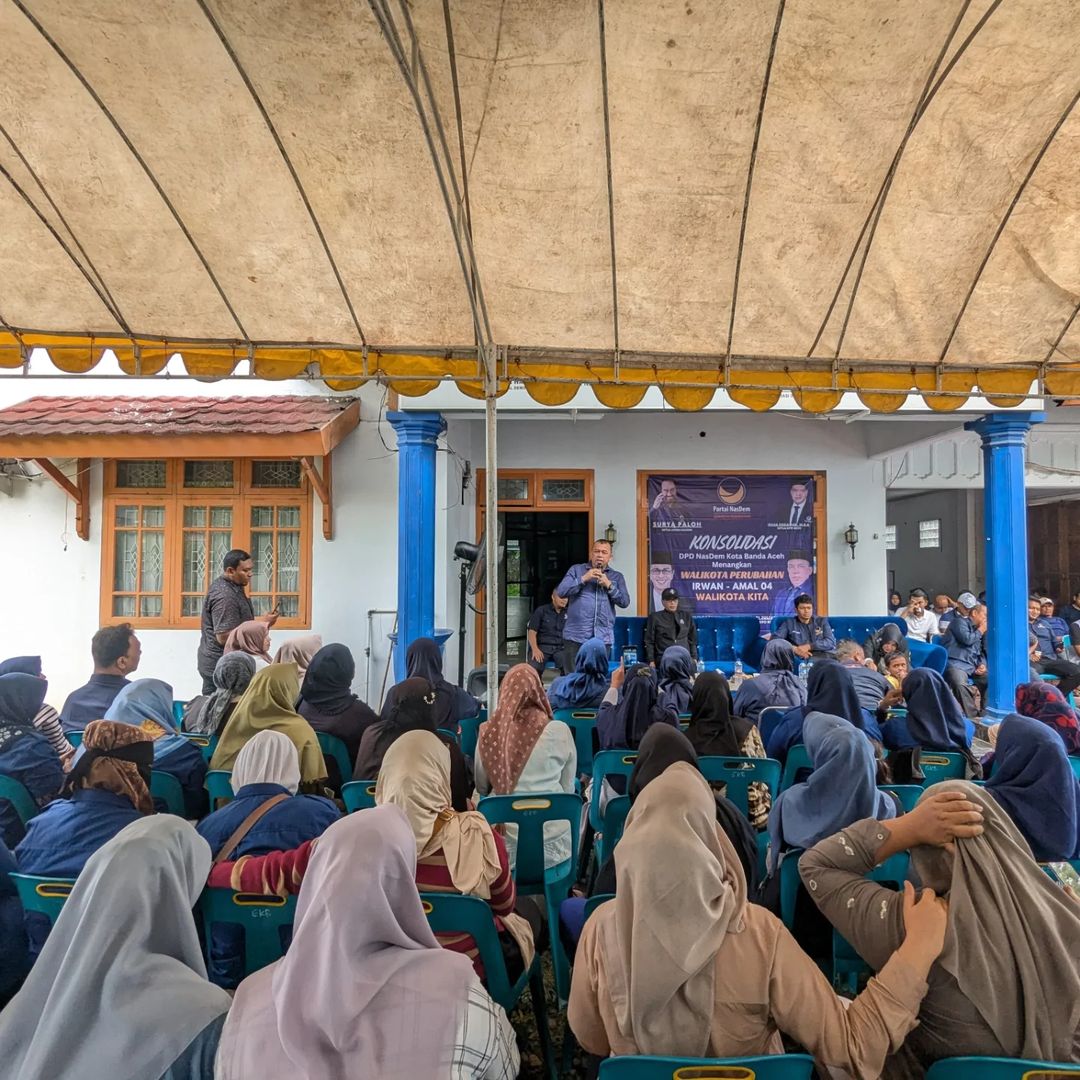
[475, 469, 593, 512]
[101, 457, 313, 630]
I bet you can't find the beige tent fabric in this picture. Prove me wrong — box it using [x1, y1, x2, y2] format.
[0, 0, 1078, 404]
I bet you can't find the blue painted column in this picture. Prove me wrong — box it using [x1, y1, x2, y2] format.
[388, 410, 446, 682]
[964, 411, 1044, 719]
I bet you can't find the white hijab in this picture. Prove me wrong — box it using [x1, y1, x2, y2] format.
[232, 729, 302, 794]
[0, 816, 231, 1080]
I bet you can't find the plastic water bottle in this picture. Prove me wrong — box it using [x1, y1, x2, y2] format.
[696, 658, 705, 676]
[733, 658, 744, 683]
[798, 661, 809, 685]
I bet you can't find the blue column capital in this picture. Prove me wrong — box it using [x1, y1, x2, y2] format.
[387, 410, 446, 445]
[964, 411, 1045, 447]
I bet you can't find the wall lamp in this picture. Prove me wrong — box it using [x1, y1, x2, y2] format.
[844, 523, 859, 559]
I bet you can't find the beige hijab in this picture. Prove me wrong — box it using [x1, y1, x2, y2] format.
[272, 634, 323, 679]
[376, 729, 534, 966]
[601, 760, 747, 1057]
[224, 620, 272, 663]
[911, 780, 1080, 1061]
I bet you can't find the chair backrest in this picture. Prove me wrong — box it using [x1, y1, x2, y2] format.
[315, 732, 352, 785]
[342, 779, 378, 813]
[66, 730, 83, 749]
[172, 700, 187, 725]
[1070, 756, 1080, 782]
[553, 709, 598, 775]
[918, 751, 967, 785]
[199, 888, 296, 978]
[0, 775, 39, 826]
[584, 892, 615, 919]
[597, 795, 631, 864]
[598, 1053, 816, 1078]
[881, 784, 923, 813]
[758, 706, 788, 742]
[149, 771, 186, 816]
[204, 769, 235, 807]
[419, 891, 519, 1012]
[181, 732, 219, 763]
[698, 757, 780, 818]
[437, 727, 459, 743]
[924, 1058, 1080, 1080]
[613, 617, 648, 655]
[477, 792, 582, 895]
[906, 638, 948, 674]
[11, 873, 75, 927]
[779, 744, 813, 790]
[458, 712, 486, 759]
[590, 750, 639, 829]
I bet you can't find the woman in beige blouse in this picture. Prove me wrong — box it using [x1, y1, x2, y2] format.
[568, 761, 949, 1079]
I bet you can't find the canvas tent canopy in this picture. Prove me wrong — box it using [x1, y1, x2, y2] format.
[1, 0, 1079, 412]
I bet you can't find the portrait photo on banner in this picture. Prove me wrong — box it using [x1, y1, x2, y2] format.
[638, 471, 825, 625]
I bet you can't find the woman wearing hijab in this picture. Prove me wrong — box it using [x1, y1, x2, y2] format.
[182, 652, 256, 736]
[215, 807, 520, 1080]
[382, 637, 480, 730]
[732, 639, 806, 727]
[869, 623, 912, 674]
[0, 674, 64, 848]
[1014, 679, 1080, 754]
[224, 620, 273, 664]
[378, 730, 535, 978]
[547, 636, 610, 711]
[686, 670, 771, 830]
[985, 713, 1080, 861]
[105, 678, 208, 817]
[765, 661, 882, 763]
[297, 643, 379, 781]
[353, 677, 472, 810]
[801, 782, 1080, 1073]
[475, 663, 577, 868]
[657, 645, 694, 714]
[0, 816, 232, 1080]
[0, 841, 28, 1007]
[0, 657, 71, 762]
[901, 668, 982, 777]
[271, 633, 323, 679]
[568, 762, 946, 1073]
[597, 663, 678, 753]
[211, 663, 327, 791]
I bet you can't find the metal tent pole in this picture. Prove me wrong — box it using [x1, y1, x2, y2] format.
[484, 357, 499, 711]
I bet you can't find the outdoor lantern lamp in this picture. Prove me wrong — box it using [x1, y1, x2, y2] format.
[844, 523, 859, 559]
[604, 521, 618, 545]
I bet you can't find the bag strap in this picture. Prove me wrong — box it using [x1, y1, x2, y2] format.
[213, 793, 291, 865]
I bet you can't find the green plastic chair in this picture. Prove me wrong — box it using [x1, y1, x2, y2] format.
[918, 751, 967, 785]
[477, 792, 582, 1006]
[66, 730, 83, 749]
[437, 727, 459, 743]
[204, 770, 235, 808]
[341, 779, 378, 813]
[881, 784, 923, 813]
[583, 892, 614, 919]
[172, 700, 186, 725]
[199, 888, 297, 978]
[598, 1053, 815, 1078]
[925, 1058, 1080, 1079]
[553, 708, 598, 776]
[11, 873, 75, 928]
[698, 756, 781, 819]
[420, 891, 556, 1080]
[181, 732, 218, 764]
[0, 775, 39, 827]
[149, 771, 186, 816]
[458, 710, 486, 759]
[588, 750, 640, 871]
[315, 732, 352, 787]
[779, 744, 813, 790]
[596, 795, 631, 864]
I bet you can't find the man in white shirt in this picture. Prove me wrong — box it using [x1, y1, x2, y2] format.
[899, 588, 940, 642]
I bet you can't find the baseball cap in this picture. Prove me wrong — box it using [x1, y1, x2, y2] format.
[1040, 596, 1053, 605]
[661, 588, 679, 601]
[957, 591, 978, 609]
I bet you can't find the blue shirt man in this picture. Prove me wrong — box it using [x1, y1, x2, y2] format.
[59, 623, 142, 733]
[556, 539, 630, 665]
[775, 595, 836, 658]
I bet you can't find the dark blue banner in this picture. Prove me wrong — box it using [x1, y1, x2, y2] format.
[643, 472, 821, 621]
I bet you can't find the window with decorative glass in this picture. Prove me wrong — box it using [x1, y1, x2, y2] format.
[103, 458, 312, 628]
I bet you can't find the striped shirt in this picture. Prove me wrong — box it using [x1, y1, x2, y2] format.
[33, 704, 72, 760]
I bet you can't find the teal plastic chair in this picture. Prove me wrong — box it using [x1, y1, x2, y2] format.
[881, 784, 923, 813]
[598, 1053, 815, 1078]
[437, 726, 459, 743]
[780, 744, 813, 790]
[458, 710, 486, 759]
[315, 732, 352, 787]
[925, 1058, 1080, 1079]
[150, 771, 186, 816]
[420, 892, 556, 1080]
[204, 770, 234, 808]
[596, 794, 631, 864]
[588, 750, 640, 871]
[66, 730, 83, 749]
[0, 775, 39, 827]
[918, 751, 967, 785]
[199, 888, 297, 978]
[758, 705, 789, 741]
[342, 779, 378, 813]
[698, 756, 781, 819]
[181, 732, 218, 763]
[11, 873, 75, 928]
[172, 700, 186, 725]
[553, 708, 598, 776]
[584, 892, 615, 919]
[1070, 756, 1080, 781]
[477, 791, 582, 1006]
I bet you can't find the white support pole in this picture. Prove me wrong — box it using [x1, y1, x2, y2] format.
[484, 354, 499, 711]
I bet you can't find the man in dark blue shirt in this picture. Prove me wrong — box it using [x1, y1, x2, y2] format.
[943, 593, 987, 718]
[526, 589, 569, 675]
[1028, 596, 1080, 697]
[775, 594, 836, 659]
[59, 624, 141, 733]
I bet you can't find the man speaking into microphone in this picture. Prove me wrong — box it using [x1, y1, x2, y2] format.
[555, 538, 630, 669]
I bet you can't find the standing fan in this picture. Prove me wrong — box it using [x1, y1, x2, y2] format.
[453, 522, 504, 686]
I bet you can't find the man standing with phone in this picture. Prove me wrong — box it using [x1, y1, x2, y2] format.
[556, 538, 630, 669]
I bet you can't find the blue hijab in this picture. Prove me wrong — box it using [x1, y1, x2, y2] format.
[733, 639, 805, 724]
[902, 668, 971, 750]
[986, 713, 1080, 861]
[547, 637, 609, 710]
[104, 679, 189, 759]
[657, 646, 694, 715]
[0, 657, 42, 678]
[767, 711, 897, 872]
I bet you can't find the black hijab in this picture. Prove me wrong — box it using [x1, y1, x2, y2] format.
[805, 662, 865, 729]
[0, 673, 47, 753]
[605, 665, 673, 749]
[300, 644, 358, 715]
[870, 623, 911, 665]
[403, 637, 468, 727]
[686, 671, 753, 757]
[0, 657, 42, 678]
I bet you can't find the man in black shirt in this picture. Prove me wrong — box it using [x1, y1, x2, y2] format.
[196, 548, 277, 694]
[644, 587, 698, 665]
[526, 590, 569, 675]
